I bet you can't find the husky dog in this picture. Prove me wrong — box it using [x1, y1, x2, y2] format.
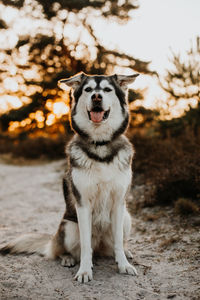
[0, 72, 139, 283]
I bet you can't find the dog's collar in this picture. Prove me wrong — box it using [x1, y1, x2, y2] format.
[91, 140, 110, 146]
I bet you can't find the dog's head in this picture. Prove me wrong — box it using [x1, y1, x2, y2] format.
[59, 73, 139, 142]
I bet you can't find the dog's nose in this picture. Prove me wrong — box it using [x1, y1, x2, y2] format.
[91, 93, 102, 102]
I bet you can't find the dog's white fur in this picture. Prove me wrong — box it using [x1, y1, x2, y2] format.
[0, 72, 139, 283]
[70, 141, 134, 281]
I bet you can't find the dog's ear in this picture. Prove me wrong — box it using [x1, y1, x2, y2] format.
[114, 74, 139, 90]
[58, 72, 86, 89]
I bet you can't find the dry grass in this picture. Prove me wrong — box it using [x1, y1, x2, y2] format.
[174, 198, 199, 216]
[131, 132, 200, 207]
[159, 237, 180, 249]
[142, 213, 162, 222]
[0, 135, 68, 159]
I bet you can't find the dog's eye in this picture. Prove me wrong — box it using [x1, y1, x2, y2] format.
[85, 87, 92, 92]
[104, 87, 112, 92]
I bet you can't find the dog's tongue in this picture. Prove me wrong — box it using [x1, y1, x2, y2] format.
[90, 111, 104, 123]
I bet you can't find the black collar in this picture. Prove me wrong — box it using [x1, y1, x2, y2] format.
[91, 140, 110, 146]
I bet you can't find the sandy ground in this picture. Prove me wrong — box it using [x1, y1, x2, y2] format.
[0, 156, 199, 300]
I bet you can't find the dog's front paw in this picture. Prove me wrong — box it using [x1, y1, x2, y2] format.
[118, 262, 138, 276]
[75, 267, 93, 283]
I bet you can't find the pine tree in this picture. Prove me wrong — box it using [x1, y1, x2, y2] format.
[159, 37, 200, 137]
[160, 37, 200, 103]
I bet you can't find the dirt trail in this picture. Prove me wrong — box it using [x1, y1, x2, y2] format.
[0, 157, 199, 300]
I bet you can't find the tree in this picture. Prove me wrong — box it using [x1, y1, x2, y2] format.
[159, 37, 200, 137]
[0, 0, 153, 135]
[160, 37, 200, 103]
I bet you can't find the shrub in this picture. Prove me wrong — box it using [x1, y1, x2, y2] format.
[131, 130, 200, 206]
[174, 198, 199, 216]
[0, 135, 69, 159]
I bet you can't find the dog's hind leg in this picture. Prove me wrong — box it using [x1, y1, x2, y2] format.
[60, 254, 76, 267]
[62, 220, 80, 263]
[53, 219, 80, 268]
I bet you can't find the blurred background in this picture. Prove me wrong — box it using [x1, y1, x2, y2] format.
[0, 0, 199, 212]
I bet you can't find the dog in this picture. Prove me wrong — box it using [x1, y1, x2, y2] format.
[0, 72, 139, 283]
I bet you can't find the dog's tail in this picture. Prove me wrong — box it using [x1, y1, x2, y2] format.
[0, 233, 56, 259]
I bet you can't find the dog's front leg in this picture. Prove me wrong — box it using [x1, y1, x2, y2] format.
[75, 204, 93, 283]
[112, 202, 137, 276]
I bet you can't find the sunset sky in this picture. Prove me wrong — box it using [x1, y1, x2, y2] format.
[0, 0, 199, 117]
[92, 0, 200, 110]
[94, 0, 200, 73]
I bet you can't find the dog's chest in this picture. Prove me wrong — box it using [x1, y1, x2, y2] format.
[91, 180, 114, 229]
[74, 158, 130, 193]
[72, 160, 131, 230]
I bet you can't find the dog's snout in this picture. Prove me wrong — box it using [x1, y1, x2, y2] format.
[91, 93, 102, 102]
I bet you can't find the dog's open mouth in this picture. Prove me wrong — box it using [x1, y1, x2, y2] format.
[88, 108, 110, 123]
